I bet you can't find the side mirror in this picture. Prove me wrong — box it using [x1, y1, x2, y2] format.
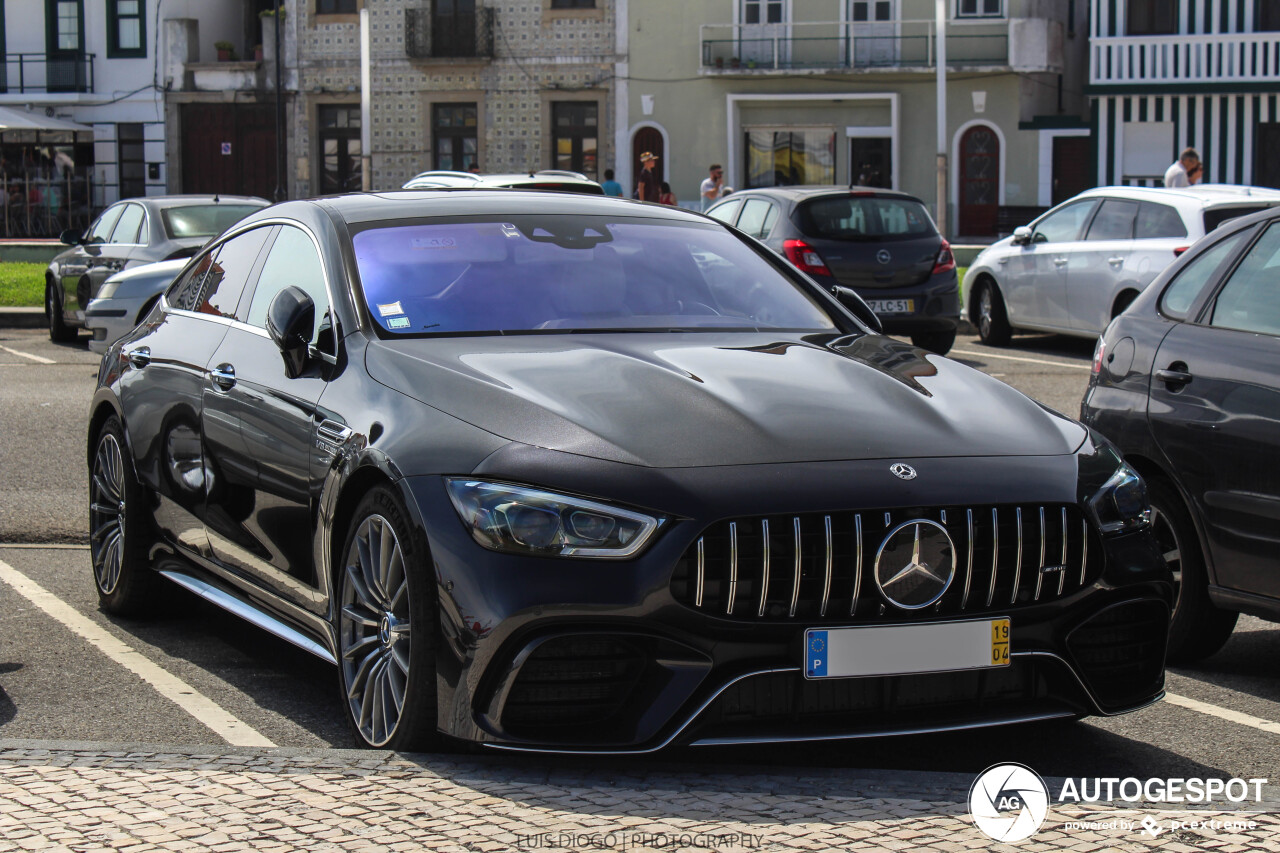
[830, 285, 884, 334]
[59, 228, 83, 245]
[266, 285, 315, 379]
[1012, 226, 1033, 246]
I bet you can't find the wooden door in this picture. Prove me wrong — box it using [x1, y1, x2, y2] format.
[631, 127, 663, 197]
[1051, 136, 1091, 205]
[959, 125, 999, 237]
[180, 103, 278, 200]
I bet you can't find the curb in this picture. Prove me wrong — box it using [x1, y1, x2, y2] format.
[0, 307, 46, 329]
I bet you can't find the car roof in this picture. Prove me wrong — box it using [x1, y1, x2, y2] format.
[1073, 184, 1280, 208]
[714, 185, 923, 204]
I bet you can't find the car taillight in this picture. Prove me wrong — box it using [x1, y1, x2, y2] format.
[933, 239, 956, 274]
[783, 239, 831, 277]
[1173, 246, 1190, 257]
[1091, 336, 1107, 375]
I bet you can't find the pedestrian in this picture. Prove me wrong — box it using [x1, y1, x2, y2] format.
[700, 163, 725, 211]
[636, 151, 660, 202]
[601, 168, 623, 197]
[1164, 147, 1203, 187]
[658, 181, 676, 205]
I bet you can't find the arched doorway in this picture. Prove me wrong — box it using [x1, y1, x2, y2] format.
[631, 127, 664, 197]
[959, 124, 999, 237]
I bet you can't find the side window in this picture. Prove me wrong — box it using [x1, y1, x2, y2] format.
[1085, 199, 1139, 241]
[1032, 200, 1098, 244]
[1159, 230, 1251, 321]
[196, 227, 274, 319]
[760, 203, 779, 238]
[87, 205, 126, 244]
[737, 199, 772, 238]
[707, 198, 743, 226]
[246, 226, 330, 343]
[1135, 202, 1187, 239]
[109, 203, 146, 244]
[1210, 222, 1280, 335]
[165, 254, 216, 312]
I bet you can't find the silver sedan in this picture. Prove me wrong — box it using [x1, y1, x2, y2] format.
[85, 259, 186, 354]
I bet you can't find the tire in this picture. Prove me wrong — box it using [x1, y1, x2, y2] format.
[90, 416, 160, 616]
[1148, 476, 1238, 664]
[975, 280, 1012, 347]
[910, 328, 957, 355]
[336, 486, 440, 751]
[47, 284, 76, 343]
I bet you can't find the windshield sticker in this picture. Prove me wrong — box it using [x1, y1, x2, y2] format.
[411, 236, 458, 250]
[377, 301, 404, 317]
[501, 223, 521, 239]
[387, 317, 411, 329]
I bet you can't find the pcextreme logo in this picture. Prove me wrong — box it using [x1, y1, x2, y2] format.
[968, 763, 1050, 842]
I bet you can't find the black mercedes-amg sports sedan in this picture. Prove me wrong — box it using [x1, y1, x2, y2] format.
[88, 191, 1171, 752]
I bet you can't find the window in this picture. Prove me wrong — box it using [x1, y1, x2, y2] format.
[107, 0, 144, 58]
[1135, 202, 1187, 240]
[957, 0, 1002, 17]
[1260, 0, 1280, 31]
[199, 227, 273, 320]
[1127, 0, 1177, 35]
[851, 138, 892, 189]
[47, 0, 87, 92]
[109, 203, 145, 244]
[552, 102, 598, 180]
[1032, 199, 1098, 244]
[118, 123, 145, 199]
[1085, 199, 1139, 241]
[316, 0, 357, 13]
[432, 103, 478, 173]
[1211, 223, 1280, 335]
[708, 198, 743, 225]
[166, 253, 215, 312]
[745, 131, 836, 188]
[247, 227, 329, 344]
[319, 105, 362, 194]
[1159, 230, 1249, 320]
[433, 0, 477, 57]
[87, 204, 125, 244]
[743, 0, 783, 24]
[51, 0, 81, 50]
[737, 199, 774, 238]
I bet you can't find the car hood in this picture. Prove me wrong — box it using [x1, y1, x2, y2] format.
[365, 332, 1086, 468]
[973, 235, 1015, 265]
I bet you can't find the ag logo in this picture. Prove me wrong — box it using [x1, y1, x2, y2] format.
[968, 763, 1049, 842]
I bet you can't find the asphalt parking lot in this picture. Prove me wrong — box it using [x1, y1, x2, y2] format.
[0, 327, 1277, 851]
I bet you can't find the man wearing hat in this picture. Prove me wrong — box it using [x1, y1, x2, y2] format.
[636, 151, 660, 202]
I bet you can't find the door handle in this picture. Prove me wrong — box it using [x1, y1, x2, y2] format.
[1108, 256, 1125, 265]
[1053, 257, 1068, 266]
[209, 363, 236, 390]
[1155, 367, 1193, 387]
[126, 346, 150, 369]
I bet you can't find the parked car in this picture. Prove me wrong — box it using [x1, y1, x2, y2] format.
[89, 190, 1169, 753]
[1082, 204, 1280, 663]
[965, 184, 1280, 346]
[706, 186, 960, 354]
[46, 194, 269, 342]
[402, 169, 604, 194]
[85, 259, 187, 355]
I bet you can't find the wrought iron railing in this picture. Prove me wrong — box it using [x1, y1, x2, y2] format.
[405, 6, 495, 59]
[0, 53, 95, 93]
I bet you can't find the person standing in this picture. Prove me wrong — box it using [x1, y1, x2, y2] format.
[636, 151, 660, 202]
[700, 164, 725, 211]
[658, 181, 676, 205]
[1164, 148, 1203, 187]
[601, 169, 623, 197]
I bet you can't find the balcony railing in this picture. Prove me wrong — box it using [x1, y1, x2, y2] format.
[0, 53, 95, 94]
[405, 6, 495, 60]
[1091, 33, 1280, 86]
[699, 20, 1008, 72]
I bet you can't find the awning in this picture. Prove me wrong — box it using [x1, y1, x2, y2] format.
[0, 105, 93, 133]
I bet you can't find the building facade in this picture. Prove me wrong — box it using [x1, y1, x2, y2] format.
[623, 0, 1091, 238]
[1090, 0, 1280, 189]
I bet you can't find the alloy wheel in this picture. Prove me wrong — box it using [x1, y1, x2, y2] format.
[978, 287, 993, 338]
[339, 513, 412, 747]
[90, 432, 128, 594]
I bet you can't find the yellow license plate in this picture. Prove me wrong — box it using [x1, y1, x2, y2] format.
[806, 617, 1012, 679]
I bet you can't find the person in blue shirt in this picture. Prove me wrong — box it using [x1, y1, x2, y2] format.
[601, 169, 623, 197]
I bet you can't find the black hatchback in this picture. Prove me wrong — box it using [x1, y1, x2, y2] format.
[1082, 205, 1280, 663]
[707, 186, 960, 354]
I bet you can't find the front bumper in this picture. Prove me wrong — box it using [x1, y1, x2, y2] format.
[403, 459, 1171, 753]
[84, 297, 135, 355]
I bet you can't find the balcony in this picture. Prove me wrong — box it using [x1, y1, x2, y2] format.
[698, 20, 1009, 73]
[0, 53, 95, 94]
[405, 6, 495, 60]
[1091, 33, 1280, 87]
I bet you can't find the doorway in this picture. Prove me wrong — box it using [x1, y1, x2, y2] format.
[959, 124, 999, 237]
[631, 126, 664, 197]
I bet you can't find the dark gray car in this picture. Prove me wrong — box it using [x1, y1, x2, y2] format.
[45, 194, 268, 341]
[707, 186, 960, 354]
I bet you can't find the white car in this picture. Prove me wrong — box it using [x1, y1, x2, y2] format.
[402, 169, 603, 194]
[964, 184, 1280, 345]
[84, 259, 186, 354]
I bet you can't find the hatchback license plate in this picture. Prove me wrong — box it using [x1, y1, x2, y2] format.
[865, 298, 914, 315]
[805, 618, 1011, 679]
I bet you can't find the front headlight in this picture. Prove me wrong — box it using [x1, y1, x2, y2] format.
[95, 279, 120, 300]
[1079, 436, 1151, 535]
[444, 479, 663, 559]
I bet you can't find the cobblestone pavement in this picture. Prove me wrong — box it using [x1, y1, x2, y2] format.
[0, 741, 1275, 852]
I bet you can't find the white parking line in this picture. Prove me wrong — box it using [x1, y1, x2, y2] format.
[950, 349, 1093, 371]
[0, 345, 55, 365]
[0, 558, 276, 748]
[1164, 692, 1280, 735]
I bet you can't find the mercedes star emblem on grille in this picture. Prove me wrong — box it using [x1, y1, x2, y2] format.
[874, 520, 956, 609]
[890, 463, 917, 480]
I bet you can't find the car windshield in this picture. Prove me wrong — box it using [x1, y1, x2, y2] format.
[798, 196, 935, 242]
[353, 215, 840, 336]
[161, 204, 263, 239]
